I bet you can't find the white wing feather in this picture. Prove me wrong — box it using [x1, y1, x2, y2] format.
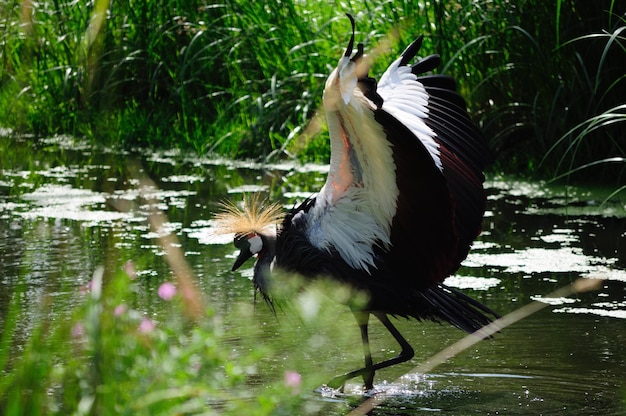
[304, 42, 442, 273]
[378, 57, 442, 170]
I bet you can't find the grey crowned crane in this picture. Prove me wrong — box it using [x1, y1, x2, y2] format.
[215, 14, 498, 391]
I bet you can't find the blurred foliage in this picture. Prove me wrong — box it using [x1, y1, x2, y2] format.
[0, 261, 367, 414]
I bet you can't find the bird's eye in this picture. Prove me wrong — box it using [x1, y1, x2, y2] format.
[234, 233, 263, 255]
[234, 235, 248, 249]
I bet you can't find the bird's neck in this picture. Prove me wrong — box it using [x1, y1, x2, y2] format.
[253, 235, 276, 298]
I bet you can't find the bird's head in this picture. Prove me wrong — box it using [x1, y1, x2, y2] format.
[231, 231, 263, 271]
[213, 196, 284, 271]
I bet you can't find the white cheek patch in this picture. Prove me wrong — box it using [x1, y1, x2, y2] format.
[248, 234, 263, 254]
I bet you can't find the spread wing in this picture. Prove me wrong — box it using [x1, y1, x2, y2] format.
[306, 23, 491, 288]
[375, 36, 492, 275]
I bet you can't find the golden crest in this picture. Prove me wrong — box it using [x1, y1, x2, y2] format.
[213, 194, 284, 237]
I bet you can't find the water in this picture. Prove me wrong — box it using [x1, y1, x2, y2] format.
[1, 135, 625, 414]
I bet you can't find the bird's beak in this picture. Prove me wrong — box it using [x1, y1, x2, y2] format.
[232, 248, 254, 271]
[231, 250, 253, 272]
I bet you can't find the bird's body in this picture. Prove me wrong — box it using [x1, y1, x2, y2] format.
[215, 14, 497, 390]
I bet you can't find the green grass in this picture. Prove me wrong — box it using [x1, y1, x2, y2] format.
[1, 0, 625, 180]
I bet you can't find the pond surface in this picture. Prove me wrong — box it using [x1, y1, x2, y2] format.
[1, 135, 625, 415]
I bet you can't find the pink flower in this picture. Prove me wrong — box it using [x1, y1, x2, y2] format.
[284, 371, 302, 394]
[114, 304, 127, 317]
[123, 260, 137, 280]
[138, 318, 155, 333]
[71, 322, 84, 338]
[157, 282, 177, 301]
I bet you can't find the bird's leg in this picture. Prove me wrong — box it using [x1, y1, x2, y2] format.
[371, 312, 415, 370]
[326, 310, 375, 391]
[326, 312, 414, 391]
[356, 311, 375, 389]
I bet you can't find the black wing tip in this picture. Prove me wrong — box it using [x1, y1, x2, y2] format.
[399, 38, 443, 76]
[412, 54, 442, 75]
[399, 35, 424, 66]
[351, 42, 364, 63]
[344, 13, 356, 57]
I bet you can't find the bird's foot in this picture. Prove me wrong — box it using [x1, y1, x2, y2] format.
[325, 364, 376, 392]
[315, 384, 344, 398]
[326, 375, 347, 391]
[316, 384, 380, 399]
[322, 372, 376, 396]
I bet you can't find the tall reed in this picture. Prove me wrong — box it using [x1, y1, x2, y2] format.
[1, 0, 624, 181]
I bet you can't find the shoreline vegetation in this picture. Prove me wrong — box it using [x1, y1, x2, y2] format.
[1, 0, 625, 182]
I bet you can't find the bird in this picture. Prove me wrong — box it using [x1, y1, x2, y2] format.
[214, 14, 498, 391]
